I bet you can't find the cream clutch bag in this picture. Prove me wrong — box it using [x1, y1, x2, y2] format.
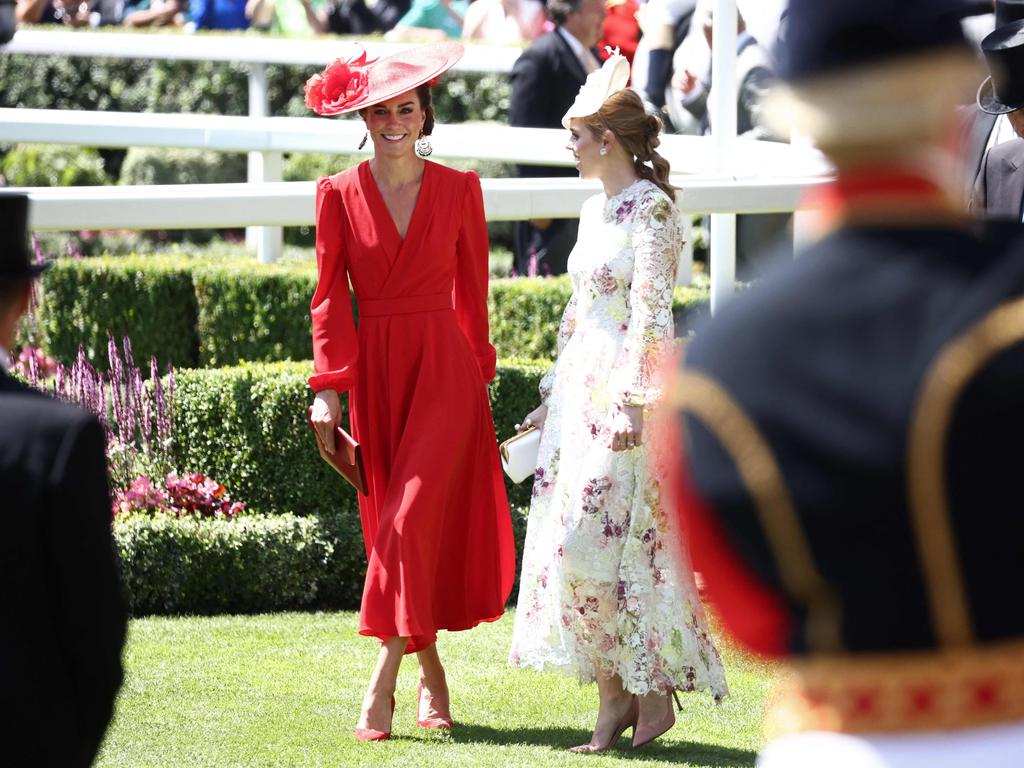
[499, 426, 541, 483]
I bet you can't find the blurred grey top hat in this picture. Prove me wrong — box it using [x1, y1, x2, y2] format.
[0, 193, 49, 280]
[978, 19, 1024, 113]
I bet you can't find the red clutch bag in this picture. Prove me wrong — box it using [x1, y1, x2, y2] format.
[307, 407, 368, 496]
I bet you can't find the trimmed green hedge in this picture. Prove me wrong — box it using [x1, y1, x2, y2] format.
[114, 512, 333, 615]
[40, 257, 712, 370]
[165, 359, 543, 610]
[40, 256, 200, 369]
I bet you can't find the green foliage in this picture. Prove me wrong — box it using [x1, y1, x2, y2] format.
[169, 359, 543, 607]
[119, 147, 248, 186]
[37, 256, 713, 371]
[114, 512, 334, 615]
[0, 53, 508, 123]
[193, 263, 317, 366]
[488, 277, 574, 361]
[1, 144, 110, 187]
[39, 256, 199, 370]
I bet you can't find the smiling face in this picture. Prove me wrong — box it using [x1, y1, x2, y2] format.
[566, 117, 605, 179]
[361, 89, 426, 158]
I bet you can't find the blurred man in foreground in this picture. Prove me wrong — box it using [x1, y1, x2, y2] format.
[671, 0, 1024, 765]
[0, 193, 127, 767]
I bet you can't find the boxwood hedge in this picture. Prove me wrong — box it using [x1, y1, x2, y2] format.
[39, 256, 711, 370]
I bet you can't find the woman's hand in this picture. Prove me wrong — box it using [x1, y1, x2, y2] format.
[608, 404, 643, 452]
[515, 404, 548, 433]
[311, 389, 342, 455]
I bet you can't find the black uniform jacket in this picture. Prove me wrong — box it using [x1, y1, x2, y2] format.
[0, 369, 127, 767]
[676, 220, 1024, 658]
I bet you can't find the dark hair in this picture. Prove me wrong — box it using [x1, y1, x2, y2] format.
[415, 83, 435, 136]
[357, 84, 435, 136]
[547, 0, 582, 26]
[581, 89, 677, 199]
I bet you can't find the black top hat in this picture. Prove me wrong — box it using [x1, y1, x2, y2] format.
[778, 0, 968, 82]
[0, 193, 48, 281]
[996, 0, 1024, 27]
[978, 20, 1024, 113]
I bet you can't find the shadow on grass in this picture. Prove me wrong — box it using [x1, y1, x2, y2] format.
[441, 724, 757, 766]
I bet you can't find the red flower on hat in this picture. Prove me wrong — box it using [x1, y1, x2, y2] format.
[305, 48, 379, 116]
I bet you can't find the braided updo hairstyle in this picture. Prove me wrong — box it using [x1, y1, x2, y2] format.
[580, 88, 676, 199]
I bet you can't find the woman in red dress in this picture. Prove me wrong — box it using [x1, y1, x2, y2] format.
[305, 43, 515, 742]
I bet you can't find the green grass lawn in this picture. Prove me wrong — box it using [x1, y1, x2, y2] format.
[98, 611, 773, 767]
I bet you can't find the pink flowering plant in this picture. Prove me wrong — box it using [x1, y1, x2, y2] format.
[23, 335, 175, 490]
[113, 472, 245, 519]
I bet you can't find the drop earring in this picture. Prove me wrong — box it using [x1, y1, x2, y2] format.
[599, 145, 608, 156]
[415, 131, 433, 157]
[358, 131, 368, 150]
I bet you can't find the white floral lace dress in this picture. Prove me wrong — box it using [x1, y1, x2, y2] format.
[509, 179, 728, 700]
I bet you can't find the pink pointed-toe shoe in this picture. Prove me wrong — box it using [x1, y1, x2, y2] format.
[569, 696, 639, 754]
[354, 695, 396, 742]
[416, 682, 454, 729]
[631, 691, 682, 750]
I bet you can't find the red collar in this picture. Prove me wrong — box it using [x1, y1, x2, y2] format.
[803, 169, 965, 231]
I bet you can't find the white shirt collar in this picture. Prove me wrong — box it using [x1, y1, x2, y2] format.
[557, 26, 598, 72]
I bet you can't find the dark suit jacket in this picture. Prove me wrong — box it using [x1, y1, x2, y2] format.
[0, 369, 127, 767]
[971, 137, 1024, 220]
[509, 28, 591, 179]
[961, 106, 998, 202]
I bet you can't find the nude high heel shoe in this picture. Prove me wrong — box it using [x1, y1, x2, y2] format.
[631, 690, 682, 750]
[354, 695, 396, 741]
[416, 682, 454, 729]
[569, 695, 639, 754]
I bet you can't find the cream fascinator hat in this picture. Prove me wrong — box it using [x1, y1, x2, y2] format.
[561, 47, 631, 129]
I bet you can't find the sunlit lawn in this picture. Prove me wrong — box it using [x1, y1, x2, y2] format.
[98, 610, 772, 767]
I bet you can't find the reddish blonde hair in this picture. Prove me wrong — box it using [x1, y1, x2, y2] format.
[581, 89, 676, 199]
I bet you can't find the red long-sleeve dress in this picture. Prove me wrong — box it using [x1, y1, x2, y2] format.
[310, 160, 515, 653]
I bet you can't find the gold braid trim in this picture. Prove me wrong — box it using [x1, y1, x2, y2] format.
[907, 297, 1024, 647]
[674, 371, 842, 653]
[767, 639, 1024, 737]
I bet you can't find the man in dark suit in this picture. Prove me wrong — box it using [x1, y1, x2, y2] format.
[0, 194, 127, 767]
[962, 0, 1024, 199]
[672, 0, 1024, 764]
[971, 18, 1024, 217]
[508, 0, 606, 275]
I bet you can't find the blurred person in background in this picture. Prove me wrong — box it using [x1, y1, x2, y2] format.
[971, 19, 1024, 217]
[0, 193, 128, 768]
[462, 0, 545, 44]
[298, 0, 409, 35]
[184, 0, 247, 29]
[508, 0, 607, 275]
[384, 0, 466, 41]
[964, 0, 1024, 198]
[672, 0, 1024, 765]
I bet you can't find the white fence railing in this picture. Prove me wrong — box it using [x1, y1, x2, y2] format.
[19, 176, 826, 231]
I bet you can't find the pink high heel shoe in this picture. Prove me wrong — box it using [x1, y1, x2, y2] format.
[354, 695, 396, 741]
[416, 682, 454, 729]
[631, 691, 682, 750]
[569, 695, 639, 753]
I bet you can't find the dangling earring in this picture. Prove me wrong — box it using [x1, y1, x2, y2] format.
[358, 131, 368, 150]
[599, 145, 608, 157]
[415, 131, 433, 158]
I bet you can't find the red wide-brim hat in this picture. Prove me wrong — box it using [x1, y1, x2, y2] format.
[305, 42, 464, 117]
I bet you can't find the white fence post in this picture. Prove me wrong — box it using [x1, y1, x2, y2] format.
[710, 0, 738, 314]
[677, 212, 693, 287]
[246, 62, 284, 264]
